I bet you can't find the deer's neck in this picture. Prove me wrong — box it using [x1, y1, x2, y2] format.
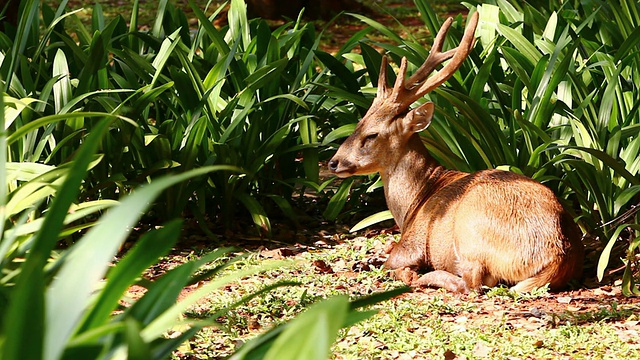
[381, 134, 460, 230]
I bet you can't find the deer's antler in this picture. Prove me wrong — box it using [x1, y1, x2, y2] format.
[380, 12, 479, 113]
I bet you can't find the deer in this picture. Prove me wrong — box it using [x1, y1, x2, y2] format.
[328, 12, 584, 293]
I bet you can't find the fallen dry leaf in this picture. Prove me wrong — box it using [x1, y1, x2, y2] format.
[443, 349, 457, 360]
[248, 320, 261, 331]
[313, 259, 334, 274]
[473, 341, 493, 358]
[557, 296, 573, 304]
[261, 247, 295, 259]
[351, 260, 371, 272]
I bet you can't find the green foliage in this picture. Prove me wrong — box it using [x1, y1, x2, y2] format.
[3, 0, 640, 358]
[230, 287, 408, 359]
[0, 81, 253, 359]
[0, 0, 356, 234]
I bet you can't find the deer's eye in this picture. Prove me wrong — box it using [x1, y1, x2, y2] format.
[362, 133, 378, 145]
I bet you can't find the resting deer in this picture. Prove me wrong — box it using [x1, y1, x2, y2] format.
[328, 12, 584, 293]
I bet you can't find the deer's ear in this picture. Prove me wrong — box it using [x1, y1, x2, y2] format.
[404, 101, 434, 133]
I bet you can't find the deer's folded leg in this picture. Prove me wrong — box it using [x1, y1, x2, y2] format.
[411, 270, 469, 294]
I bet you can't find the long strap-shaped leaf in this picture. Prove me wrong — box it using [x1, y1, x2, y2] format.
[2, 115, 115, 360]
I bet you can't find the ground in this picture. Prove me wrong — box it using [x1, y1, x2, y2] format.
[123, 225, 640, 359]
[55, 0, 464, 53]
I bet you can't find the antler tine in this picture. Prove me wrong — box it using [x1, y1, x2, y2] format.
[405, 17, 455, 88]
[390, 56, 409, 103]
[376, 55, 390, 98]
[399, 12, 479, 109]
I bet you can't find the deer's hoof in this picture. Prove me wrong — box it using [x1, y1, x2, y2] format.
[392, 267, 419, 285]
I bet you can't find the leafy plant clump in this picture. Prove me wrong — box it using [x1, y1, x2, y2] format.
[1, 0, 369, 237]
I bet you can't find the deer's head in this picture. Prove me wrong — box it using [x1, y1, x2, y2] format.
[328, 13, 478, 178]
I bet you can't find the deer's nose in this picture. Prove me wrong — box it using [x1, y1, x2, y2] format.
[328, 159, 339, 172]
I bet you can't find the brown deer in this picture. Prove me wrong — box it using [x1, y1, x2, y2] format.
[328, 12, 584, 293]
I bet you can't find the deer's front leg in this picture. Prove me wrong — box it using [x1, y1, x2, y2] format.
[392, 267, 477, 294]
[408, 258, 486, 293]
[384, 236, 426, 270]
[409, 269, 469, 293]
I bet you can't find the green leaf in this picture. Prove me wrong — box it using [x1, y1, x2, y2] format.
[127, 261, 196, 327]
[76, 30, 106, 94]
[128, 0, 140, 49]
[263, 94, 309, 110]
[151, 0, 169, 38]
[228, 0, 251, 49]
[469, 54, 495, 101]
[7, 112, 134, 145]
[597, 225, 628, 281]
[551, 145, 640, 186]
[348, 13, 404, 44]
[3, 116, 115, 360]
[497, 24, 542, 64]
[188, 0, 230, 54]
[360, 42, 384, 88]
[621, 225, 640, 296]
[323, 178, 353, 221]
[350, 210, 394, 232]
[500, 47, 533, 89]
[3, 95, 38, 129]
[497, 0, 524, 23]
[151, 29, 182, 87]
[323, 124, 356, 145]
[125, 318, 151, 360]
[349, 286, 410, 310]
[6, 200, 117, 240]
[315, 50, 361, 94]
[263, 296, 349, 360]
[140, 260, 286, 342]
[0, 80, 8, 264]
[236, 192, 272, 235]
[266, 195, 300, 226]
[59, 345, 104, 360]
[245, 58, 288, 91]
[614, 186, 640, 215]
[91, 2, 105, 32]
[78, 220, 183, 332]
[6, 0, 40, 91]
